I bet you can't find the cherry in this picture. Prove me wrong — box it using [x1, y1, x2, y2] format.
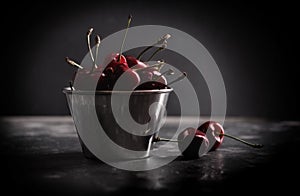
[134, 81, 169, 90]
[97, 15, 140, 90]
[152, 70, 167, 84]
[198, 121, 263, 151]
[125, 55, 153, 83]
[120, 68, 140, 90]
[154, 121, 263, 159]
[197, 121, 224, 151]
[177, 127, 209, 158]
[70, 68, 102, 90]
[126, 58, 166, 84]
[125, 55, 147, 69]
[103, 66, 140, 91]
[66, 28, 104, 91]
[104, 53, 127, 66]
[148, 69, 173, 85]
[66, 16, 177, 92]
[66, 57, 102, 90]
[97, 57, 139, 90]
[134, 61, 165, 82]
[96, 61, 129, 90]
[134, 71, 186, 90]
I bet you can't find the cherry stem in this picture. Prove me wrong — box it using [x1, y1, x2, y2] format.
[137, 34, 171, 60]
[137, 46, 152, 60]
[92, 35, 101, 71]
[168, 72, 187, 86]
[133, 61, 165, 72]
[154, 69, 174, 81]
[118, 14, 132, 62]
[160, 69, 175, 76]
[220, 133, 263, 148]
[87, 28, 95, 64]
[147, 46, 166, 61]
[69, 80, 75, 91]
[155, 133, 263, 149]
[154, 137, 178, 143]
[65, 57, 83, 69]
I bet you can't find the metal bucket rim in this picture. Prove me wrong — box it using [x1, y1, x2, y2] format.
[62, 87, 173, 95]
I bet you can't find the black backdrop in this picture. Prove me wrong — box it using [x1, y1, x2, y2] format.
[1, 1, 298, 119]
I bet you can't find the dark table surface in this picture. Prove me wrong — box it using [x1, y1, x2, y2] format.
[1, 116, 299, 195]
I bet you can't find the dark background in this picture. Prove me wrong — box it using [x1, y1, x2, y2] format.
[1, 1, 298, 119]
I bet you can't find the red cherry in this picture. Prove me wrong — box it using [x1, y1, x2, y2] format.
[157, 75, 167, 84]
[152, 70, 167, 84]
[113, 68, 140, 90]
[198, 121, 263, 150]
[125, 55, 147, 69]
[154, 121, 263, 159]
[72, 68, 103, 90]
[134, 81, 169, 90]
[126, 55, 159, 82]
[97, 59, 140, 91]
[197, 121, 224, 151]
[138, 68, 158, 83]
[103, 56, 129, 76]
[104, 53, 127, 66]
[177, 127, 209, 158]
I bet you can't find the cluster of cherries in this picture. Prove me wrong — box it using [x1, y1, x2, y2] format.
[66, 15, 185, 92]
[66, 15, 263, 159]
[155, 121, 263, 159]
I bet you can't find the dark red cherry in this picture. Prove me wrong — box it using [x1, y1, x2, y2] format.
[104, 53, 127, 66]
[197, 121, 224, 151]
[125, 55, 148, 69]
[198, 121, 263, 150]
[152, 70, 167, 84]
[134, 81, 169, 90]
[177, 127, 209, 159]
[72, 68, 104, 90]
[126, 56, 161, 82]
[113, 68, 140, 90]
[97, 62, 140, 91]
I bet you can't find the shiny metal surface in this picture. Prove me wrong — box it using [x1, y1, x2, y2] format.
[63, 87, 173, 160]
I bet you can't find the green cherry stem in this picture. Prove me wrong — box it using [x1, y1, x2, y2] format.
[87, 28, 95, 64]
[65, 57, 83, 69]
[137, 34, 171, 60]
[220, 133, 263, 148]
[69, 80, 75, 91]
[160, 69, 175, 76]
[118, 14, 132, 62]
[136, 46, 152, 60]
[155, 133, 263, 149]
[133, 61, 165, 72]
[147, 45, 166, 61]
[92, 35, 101, 71]
[168, 72, 187, 86]
[153, 137, 178, 142]
[153, 69, 175, 81]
